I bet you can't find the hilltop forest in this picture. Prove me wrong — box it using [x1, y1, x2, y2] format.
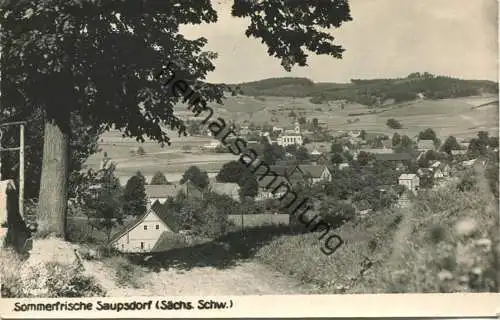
[230, 73, 498, 106]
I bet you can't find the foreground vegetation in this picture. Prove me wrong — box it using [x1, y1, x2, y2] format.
[256, 166, 499, 293]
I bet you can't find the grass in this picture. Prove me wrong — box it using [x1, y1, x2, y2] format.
[255, 167, 498, 293]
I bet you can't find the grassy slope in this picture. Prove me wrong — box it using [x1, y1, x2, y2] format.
[255, 167, 498, 293]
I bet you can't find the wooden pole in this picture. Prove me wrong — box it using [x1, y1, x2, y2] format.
[19, 124, 24, 218]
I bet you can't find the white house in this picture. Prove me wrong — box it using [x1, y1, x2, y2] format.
[398, 173, 420, 194]
[109, 202, 178, 253]
[277, 133, 303, 147]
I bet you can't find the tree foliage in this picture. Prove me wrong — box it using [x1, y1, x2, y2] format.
[386, 118, 403, 129]
[76, 158, 124, 242]
[181, 165, 209, 190]
[150, 171, 169, 185]
[0, 0, 353, 237]
[123, 171, 147, 216]
[216, 161, 246, 183]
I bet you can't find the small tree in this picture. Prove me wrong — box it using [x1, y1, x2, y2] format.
[216, 161, 246, 183]
[386, 118, 403, 129]
[181, 166, 209, 190]
[418, 128, 437, 141]
[440, 135, 461, 154]
[85, 161, 124, 242]
[123, 171, 147, 216]
[238, 171, 259, 200]
[150, 171, 169, 185]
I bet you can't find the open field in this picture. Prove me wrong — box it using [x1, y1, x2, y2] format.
[85, 132, 239, 184]
[84, 94, 498, 184]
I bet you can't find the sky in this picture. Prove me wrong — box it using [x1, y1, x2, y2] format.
[180, 0, 499, 84]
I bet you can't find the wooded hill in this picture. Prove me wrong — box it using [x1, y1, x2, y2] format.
[228, 73, 498, 106]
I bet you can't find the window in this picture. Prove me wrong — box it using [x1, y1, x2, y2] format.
[140, 242, 144, 249]
[156, 225, 159, 230]
[144, 225, 147, 230]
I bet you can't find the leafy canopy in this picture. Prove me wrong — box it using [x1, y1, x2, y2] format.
[1, 0, 352, 144]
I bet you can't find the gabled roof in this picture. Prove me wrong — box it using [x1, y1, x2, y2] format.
[253, 164, 296, 178]
[145, 184, 181, 199]
[297, 165, 329, 178]
[256, 175, 288, 189]
[357, 148, 394, 154]
[375, 153, 413, 161]
[108, 201, 180, 244]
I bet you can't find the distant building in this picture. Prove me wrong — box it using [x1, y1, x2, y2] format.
[277, 133, 303, 147]
[398, 173, 420, 194]
[144, 180, 202, 208]
[297, 165, 334, 184]
[417, 140, 436, 152]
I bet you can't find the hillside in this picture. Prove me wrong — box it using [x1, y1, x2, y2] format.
[229, 74, 498, 106]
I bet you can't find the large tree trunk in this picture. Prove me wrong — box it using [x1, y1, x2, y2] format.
[37, 116, 70, 239]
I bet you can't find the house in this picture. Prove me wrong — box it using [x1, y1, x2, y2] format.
[297, 165, 333, 184]
[255, 175, 289, 201]
[398, 173, 420, 194]
[310, 152, 329, 165]
[209, 182, 240, 202]
[145, 180, 202, 207]
[429, 161, 451, 179]
[145, 184, 182, 206]
[417, 140, 436, 152]
[277, 133, 303, 147]
[109, 201, 179, 253]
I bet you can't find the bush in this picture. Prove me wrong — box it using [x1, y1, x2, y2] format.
[386, 118, 403, 129]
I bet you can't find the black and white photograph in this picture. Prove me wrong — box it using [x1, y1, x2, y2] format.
[0, 0, 498, 309]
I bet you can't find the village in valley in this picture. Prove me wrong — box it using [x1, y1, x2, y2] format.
[77, 91, 498, 257]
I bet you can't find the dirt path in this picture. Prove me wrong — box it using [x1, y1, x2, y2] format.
[91, 260, 314, 296]
[21, 238, 313, 297]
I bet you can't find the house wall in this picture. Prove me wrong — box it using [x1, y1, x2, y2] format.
[277, 135, 303, 147]
[399, 179, 416, 193]
[320, 168, 332, 182]
[111, 211, 172, 253]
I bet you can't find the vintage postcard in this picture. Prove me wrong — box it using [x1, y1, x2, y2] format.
[0, 0, 499, 318]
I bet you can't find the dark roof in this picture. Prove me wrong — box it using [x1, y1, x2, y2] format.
[252, 164, 296, 178]
[256, 175, 289, 189]
[297, 165, 328, 178]
[151, 231, 189, 253]
[375, 153, 413, 161]
[108, 201, 180, 244]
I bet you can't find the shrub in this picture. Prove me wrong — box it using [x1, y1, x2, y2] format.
[386, 118, 403, 129]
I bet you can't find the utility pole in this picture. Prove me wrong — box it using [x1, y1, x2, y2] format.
[19, 123, 24, 217]
[0, 121, 28, 219]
